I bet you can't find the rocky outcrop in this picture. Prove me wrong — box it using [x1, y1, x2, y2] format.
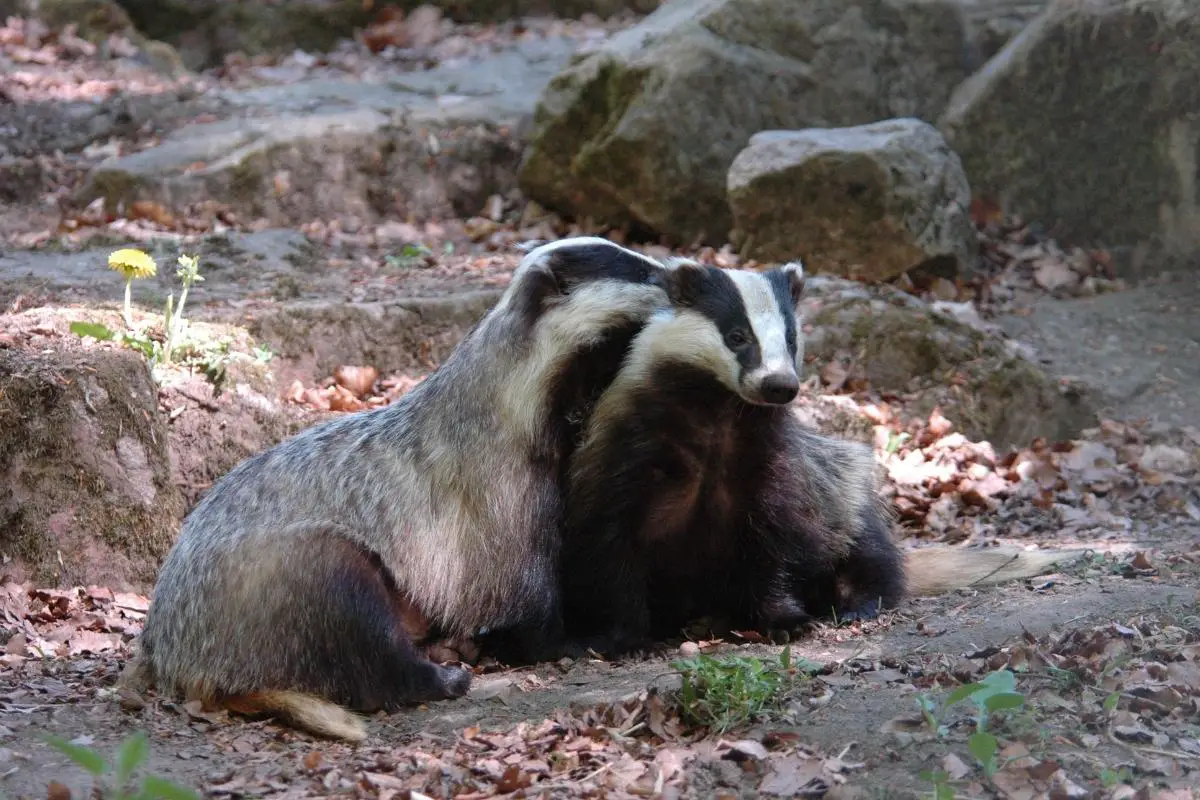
[31, 0, 189, 76]
[0, 335, 183, 589]
[108, 0, 660, 68]
[939, 0, 1200, 277]
[519, 0, 972, 246]
[728, 118, 975, 280]
[800, 277, 1096, 449]
[79, 37, 578, 227]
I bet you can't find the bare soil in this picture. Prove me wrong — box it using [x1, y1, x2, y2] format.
[1, 556, 1197, 799]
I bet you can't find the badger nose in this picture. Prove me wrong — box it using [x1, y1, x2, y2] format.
[759, 373, 800, 405]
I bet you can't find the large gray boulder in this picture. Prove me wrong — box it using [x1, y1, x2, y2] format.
[939, 0, 1200, 275]
[519, 0, 972, 245]
[728, 118, 975, 280]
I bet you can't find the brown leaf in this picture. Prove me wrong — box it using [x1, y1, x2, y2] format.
[5, 632, 27, 656]
[603, 754, 646, 790]
[928, 408, 954, 438]
[112, 593, 150, 613]
[333, 365, 379, 399]
[1026, 759, 1060, 781]
[654, 748, 691, 786]
[1033, 259, 1079, 292]
[229, 736, 257, 754]
[990, 763, 1038, 800]
[758, 753, 829, 797]
[647, 691, 682, 741]
[942, 753, 970, 780]
[1131, 551, 1156, 572]
[128, 201, 177, 228]
[721, 739, 769, 761]
[182, 700, 225, 724]
[362, 772, 408, 790]
[970, 196, 1004, 227]
[929, 277, 958, 301]
[496, 764, 532, 793]
[820, 361, 849, 391]
[66, 630, 121, 656]
[327, 385, 366, 412]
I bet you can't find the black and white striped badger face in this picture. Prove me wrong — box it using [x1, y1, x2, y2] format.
[664, 260, 806, 406]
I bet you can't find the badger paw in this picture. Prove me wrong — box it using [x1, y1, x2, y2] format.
[836, 598, 881, 623]
[437, 665, 473, 699]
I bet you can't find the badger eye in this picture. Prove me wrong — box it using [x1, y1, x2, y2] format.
[727, 330, 749, 348]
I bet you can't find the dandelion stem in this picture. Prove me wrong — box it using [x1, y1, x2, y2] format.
[123, 277, 134, 329]
[174, 284, 190, 339]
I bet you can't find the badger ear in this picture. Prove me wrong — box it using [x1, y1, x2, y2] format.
[665, 260, 710, 307]
[780, 260, 805, 306]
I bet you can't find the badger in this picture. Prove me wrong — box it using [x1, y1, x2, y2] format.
[120, 237, 672, 741]
[559, 259, 1079, 654]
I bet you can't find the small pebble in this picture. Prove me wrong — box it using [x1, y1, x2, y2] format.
[679, 641, 700, 657]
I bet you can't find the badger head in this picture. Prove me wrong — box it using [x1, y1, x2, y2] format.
[498, 236, 670, 323]
[663, 260, 806, 406]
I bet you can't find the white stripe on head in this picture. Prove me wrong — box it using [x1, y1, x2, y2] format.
[726, 269, 794, 376]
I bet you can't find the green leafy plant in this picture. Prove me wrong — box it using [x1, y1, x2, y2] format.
[70, 249, 267, 391]
[1100, 766, 1133, 788]
[162, 254, 205, 364]
[386, 243, 433, 268]
[46, 731, 200, 800]
[923, 670, 1026, 781]
[916, 692, 950, 738]
[918, 769, 955, 800]
[672, 647, 815, 733]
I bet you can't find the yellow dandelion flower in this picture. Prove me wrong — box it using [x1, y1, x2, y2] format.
[108, 248, 158, 329]
[108, 248, 158, 280]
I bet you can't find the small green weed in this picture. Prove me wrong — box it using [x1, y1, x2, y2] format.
[918, 769, 955, 800]
[916, 669, 1027, 784]
[884, 431, 911, 455]
[385, 243, 434, 268]
[71, 249, 271, 392]
[46, 730, 200, 800]
[1100, 765, 1133, 788]
[672, 647, 816, 734]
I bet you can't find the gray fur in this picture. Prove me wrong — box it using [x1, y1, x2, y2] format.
[133, 236, 671, 713]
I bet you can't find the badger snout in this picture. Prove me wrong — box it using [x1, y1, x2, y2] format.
[747, 371, 799, 405]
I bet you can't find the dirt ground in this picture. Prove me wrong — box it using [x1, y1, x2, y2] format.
[1, 553, 1198, 798]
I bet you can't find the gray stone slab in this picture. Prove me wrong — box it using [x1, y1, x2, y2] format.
[78, 37, 583, 225]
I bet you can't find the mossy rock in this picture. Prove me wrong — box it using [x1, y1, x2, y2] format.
[802, 278, 1095, 450]
[35, 0, 188, 77]
[939, 0, 1200, 274]
[728, 119, 976, 281]
[520, 0, 971, 245]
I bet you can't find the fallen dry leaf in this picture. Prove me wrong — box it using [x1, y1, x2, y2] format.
[758, 753, 829, 797]
[333, 365, 379, 398]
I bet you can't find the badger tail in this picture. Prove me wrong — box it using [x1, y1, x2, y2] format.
[903, 547, 1085, 597]
[224, 691, 368, 742]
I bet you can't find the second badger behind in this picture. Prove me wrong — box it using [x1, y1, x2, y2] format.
[560, 260, 1074, 654]
[122, 237, 671, 741]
